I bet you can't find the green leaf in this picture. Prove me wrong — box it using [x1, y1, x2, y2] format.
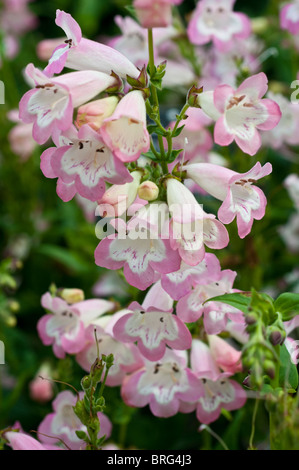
[274, 293, 299, 321]
[279, 344, 298, 390]
[75, 430, 88, 441]
[205, 292, 252, 313]
[167, 149, 184, 163]
[172, 125, 185, 138]
[142, 150, 159, 162]
[147, 125, 167, 137]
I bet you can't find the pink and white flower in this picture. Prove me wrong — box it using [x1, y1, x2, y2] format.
[161, 253, 221, 301]
[19, 64, 118, 145]
[180, 340, 247, 424]
[5, 432, 53, 451]
[121, 349, 202, 418]
[184, 161, 272, 238]
[133, 0, 183, 29]
[280, 1, 299, 35]
[176, 269, 244, 334]
[94, 203, 181, 291]
[166, 178, 229, 265]
[37, 391, 112, 450]
[101, 90, 150, 163]
[187, 0, 251, 51]
[37, 292, 114, 359]
[41, 124, 133, 202]
[113, 299, 192, 361]
[198, 73, 282, 155]
[44, 10, 140, 79]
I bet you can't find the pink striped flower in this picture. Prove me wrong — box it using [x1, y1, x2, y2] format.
[44, 10, 139, 79]
[180, 340, 247, 424]
[40, 124, 133, 202]
[113, 297, 192, 361]
[198, 73, 282, 155]
[101, 90, 150, 163]
[19, 64, 118, 145]
[37, 292, 114, 359]
[184, 161, 272, 238]
[121, 349, 202, 418]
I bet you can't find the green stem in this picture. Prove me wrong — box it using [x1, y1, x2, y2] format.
[147, 29, 167, 163]
[248, 398, 259, 450]
[172, 102, 190, 136]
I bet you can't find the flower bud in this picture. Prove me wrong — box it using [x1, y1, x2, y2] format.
[187, 84, 203, 108]
[59, 288, 85, 304]
[138, 181, 159, 201]
[75, 96, 119, 131]
[81, 375, 92, 391]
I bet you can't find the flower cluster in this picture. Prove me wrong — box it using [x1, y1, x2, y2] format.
[14, 1, 289, 448]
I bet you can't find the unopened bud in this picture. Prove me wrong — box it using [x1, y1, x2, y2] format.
[138, 181, 159, 201]
[76, 96, 119, 131]
[269, 330, 283, 346]
[81, 375, 92, 391]
[263, 360, 276, 380]
[187, 85, 203, 108]
[59, 288, 85, 304]
[251, 17, 269, 34]
[6, 316, 17, 327]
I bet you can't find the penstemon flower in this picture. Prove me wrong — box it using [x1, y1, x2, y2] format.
[121, 349, 202, 418]
[37, 292, 114, 358]
[187, 0, 251, 51]
[183, 161, 272, 238]
[41, 124, 133, 202]
[19, 64, 118, 145]
[179, 340, 247, 425]
[44, 10, 140, 79]
[198, 73, 282, 155]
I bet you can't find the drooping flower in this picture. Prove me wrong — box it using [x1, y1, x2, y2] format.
[37, 391, 112, 450]
[37, 292, 114, 359]
[198, 73, 282, 155]
[41, 124, 133, 202]
[44, 10, 140, 79]
[101, 90, 150, 163]
[121, 349, 202, 418]
[180, 340, 247, 424]
[166, 178, 229, 265]
[113, 297, 192, 361]
[94, 203, 181, 290]
[161, 253, 221, 301]
[176, 269, 244, 334]
[19, 64, 118, 145]
[184, 161, 272, 238]
[187, 0, 251, 51]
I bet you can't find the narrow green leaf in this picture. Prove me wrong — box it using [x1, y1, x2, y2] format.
[204, 292, 251, 313]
